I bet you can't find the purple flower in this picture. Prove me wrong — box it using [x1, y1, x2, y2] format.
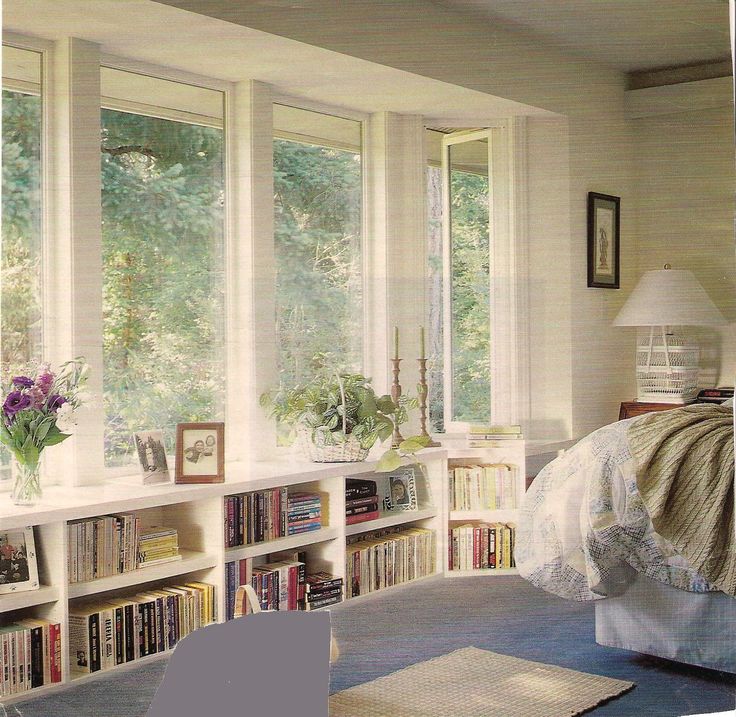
[47, 394, 67, 412]
[4, 391, 31, 417]
[36, 371, 54, 396]
[12, 376, 33, 389]
[27, 386, 45, 410]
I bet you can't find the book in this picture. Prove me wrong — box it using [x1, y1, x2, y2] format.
[467, 424, 521, 435]
[346, 510, 380, 525]
[345, 478, 378, 499]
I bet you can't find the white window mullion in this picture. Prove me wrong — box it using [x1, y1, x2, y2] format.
[47, 37, 105, 486]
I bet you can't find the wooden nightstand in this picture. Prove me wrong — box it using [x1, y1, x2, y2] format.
[618, 401, 685, 420]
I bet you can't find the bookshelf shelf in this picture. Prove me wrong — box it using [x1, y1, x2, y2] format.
[224, 526, 340, 561]
[446, 568, 518, 578]
[67, 550, 218, 599]
[0, 584, 60, 614]
[449, 509, 519, 523]
[0, 679, 66, 706]
[344, 507, 437, 536]
[69, 649, 171, 683]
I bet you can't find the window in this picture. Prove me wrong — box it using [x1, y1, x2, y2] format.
[273, 104, 363, 386]
[447, 135, 491, 423]
[426, 129, 444, 432]
[2, 46, 43, 373]
[101, 69, 225, 466]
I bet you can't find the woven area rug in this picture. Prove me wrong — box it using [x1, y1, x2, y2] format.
[329, 647, 634, 717]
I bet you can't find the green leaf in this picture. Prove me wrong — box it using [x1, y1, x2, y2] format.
[376, 449, 402, 473]
[398, 436, 428, 454]
[44, 432, 70, 446]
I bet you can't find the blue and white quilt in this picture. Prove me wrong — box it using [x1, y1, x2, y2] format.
[515, 417, 719, 601]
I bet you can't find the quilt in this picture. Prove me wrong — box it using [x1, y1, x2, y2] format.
[515, 413, 726, 601]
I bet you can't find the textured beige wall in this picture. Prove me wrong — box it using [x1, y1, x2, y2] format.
[632, 99, 736, 389]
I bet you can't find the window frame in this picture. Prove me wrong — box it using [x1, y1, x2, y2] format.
[441, 122, 527, 432]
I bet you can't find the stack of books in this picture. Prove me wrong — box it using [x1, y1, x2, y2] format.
[466, 424, 522, 447]
[345, 478, 379, 525]
[68, 513, 140, 583]
[224, 488, 288, 547]
[448, 522, 515, 571]
[0, 619, 62, 696]
[69, 581, 216, 674]
[345, 526, 436, 597]
[304, 572, 344, 611]
[287, 493, 322, 536]
[449, 464, 518, 510]
[138, 526, 181, 567]
[696, 387, 734, 404]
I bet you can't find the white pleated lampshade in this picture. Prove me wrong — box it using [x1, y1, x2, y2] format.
[613, 268, 726, 327]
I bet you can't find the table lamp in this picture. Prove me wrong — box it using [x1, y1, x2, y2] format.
[613, 265, 726, 403]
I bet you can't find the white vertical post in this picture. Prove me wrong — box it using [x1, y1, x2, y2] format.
[229, 80, 276, 462]
[365, 112, 426, 435]
[46, 38, 104, 486]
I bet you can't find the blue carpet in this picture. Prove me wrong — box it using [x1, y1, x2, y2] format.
[8, 575, 735, 716]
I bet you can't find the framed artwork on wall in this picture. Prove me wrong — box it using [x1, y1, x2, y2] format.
[587, 192, 620, 289]
[175, 422, 225, 484]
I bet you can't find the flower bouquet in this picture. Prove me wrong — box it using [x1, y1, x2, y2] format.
[0, 358, 90, 505]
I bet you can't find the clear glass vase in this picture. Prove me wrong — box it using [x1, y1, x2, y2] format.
[12, 457, 42, 506]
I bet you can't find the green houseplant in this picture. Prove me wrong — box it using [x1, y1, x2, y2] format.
[260, 371, 428, 465]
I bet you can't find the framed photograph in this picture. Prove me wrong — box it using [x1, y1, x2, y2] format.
[132, 430, 171, 485]
[587, 192, 620, 289]
[383, 466, 418, 512]
[175, 422, 225, 484]
[0, 527, 39, 594]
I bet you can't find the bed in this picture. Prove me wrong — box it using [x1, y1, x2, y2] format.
[515, 401, 735, 673]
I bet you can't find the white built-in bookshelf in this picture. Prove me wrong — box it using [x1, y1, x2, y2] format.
[0, 441, 525, 704]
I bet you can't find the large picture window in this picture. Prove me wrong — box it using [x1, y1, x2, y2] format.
[273, 104, 363, 386]
[2, 46, 43, 374]
[101, 69, 225, 466]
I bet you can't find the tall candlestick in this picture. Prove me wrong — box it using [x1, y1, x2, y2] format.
[420, 325, 426, 360]
[417, 358, 440, 447]
[393, 326, 399, 360]
[390, 358, 404, 448]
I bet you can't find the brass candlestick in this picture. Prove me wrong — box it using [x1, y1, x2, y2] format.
[390, 358, 404, 448]
[418, 358, 441, 447]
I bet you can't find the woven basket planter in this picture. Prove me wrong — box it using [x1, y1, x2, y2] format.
[297, 426, 369, 463]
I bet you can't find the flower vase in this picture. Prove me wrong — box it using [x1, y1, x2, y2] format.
[12, 456, 42, 506]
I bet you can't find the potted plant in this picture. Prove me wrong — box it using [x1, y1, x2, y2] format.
[261, 371, 427, 464]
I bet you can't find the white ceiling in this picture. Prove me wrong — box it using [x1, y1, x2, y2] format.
[3, 0, 551, 122]
[436, 0, 730, 73]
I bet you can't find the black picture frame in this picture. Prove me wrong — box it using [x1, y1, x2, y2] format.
[587, 192, 620, 289]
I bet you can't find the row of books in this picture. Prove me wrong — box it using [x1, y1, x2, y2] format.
[0, 619, 62, 697]
[449, 464, 518, 511]
[225, 555, 343, 619]
[448, 523, 516, 571]
[223, 489, 323, 547]
[345, 478, 380, 525]
[68, 513, 141, 583]
[69, 581, 216, 674]
[138, 527, 180, 568]
[345, 527, 436, 598]
[466, 424, 523, 447]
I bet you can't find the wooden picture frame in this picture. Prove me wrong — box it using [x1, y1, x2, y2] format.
[587, 192, 620, 289]
[0, 526, 39, 594]
[175, 422, 225, 484]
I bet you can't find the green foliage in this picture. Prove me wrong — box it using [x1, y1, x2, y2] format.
[262, 370, 407, 450]
[449, 169, 491, 422]
[273, 139, 362, 387]
[100, 109, 225, 464]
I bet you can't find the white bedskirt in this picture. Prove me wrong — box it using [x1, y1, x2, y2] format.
[595, 573, 736, 674]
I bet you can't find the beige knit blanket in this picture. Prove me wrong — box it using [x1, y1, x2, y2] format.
[628, 404, 735, 595]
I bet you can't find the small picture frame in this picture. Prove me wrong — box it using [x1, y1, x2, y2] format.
[133, 430, 171, 485]
[175, 422, 225, 484]
[383, 466, 418, 512]
[587, 192, 620, 289]
[0, 527, 39, 594]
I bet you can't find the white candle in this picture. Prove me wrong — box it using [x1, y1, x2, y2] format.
[394, 326, 399, 360]
[420, 326, 426, 360]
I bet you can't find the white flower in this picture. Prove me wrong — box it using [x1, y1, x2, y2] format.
[55, 402, 77, 432]
[75, 391, 94, 406]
